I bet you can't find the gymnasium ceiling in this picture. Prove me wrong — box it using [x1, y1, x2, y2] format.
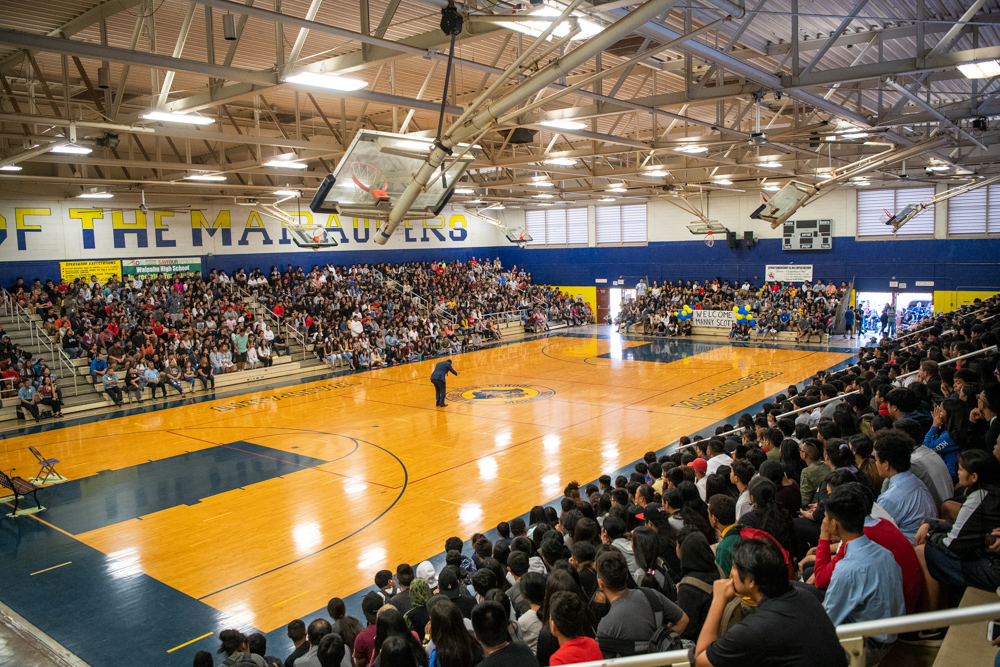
[0, 0, 999, 212]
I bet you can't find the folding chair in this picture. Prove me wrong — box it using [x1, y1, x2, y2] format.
[29, 446, 63, 484]
[0, 469, 44, 517]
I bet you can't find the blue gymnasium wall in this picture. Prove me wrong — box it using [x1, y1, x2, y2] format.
[4, 238, 1000, 294]
[496, 237, 1000, 293]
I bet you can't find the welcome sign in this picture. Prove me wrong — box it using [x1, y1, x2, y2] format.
[693, 310, 735, 328]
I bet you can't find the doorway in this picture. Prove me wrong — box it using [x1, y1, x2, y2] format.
[608, 288, 636, 325]
[856, 291, 934, 335]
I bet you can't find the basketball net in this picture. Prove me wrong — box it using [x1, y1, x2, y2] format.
[704, 232, 715, 247]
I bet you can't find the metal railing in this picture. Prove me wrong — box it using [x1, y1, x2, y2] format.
[237, 287, 310, 362]
[561, 601, 1000, 667]
[0, 288, 79, 396]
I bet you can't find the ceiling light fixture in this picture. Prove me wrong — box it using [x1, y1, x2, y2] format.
[675, 145, 707, 154]
[264, 159, 308, 169]
[759, 161, 782, 168]
[0, 165, 22, 171]
[714, 178, 733, 185]
[531, 181, 554, 187]
[926, 164, 950, 172]
[606, 186, 627, 192]
[466, 199, 485, 204]
[959, 59, 1000, 79]
[841, 132, 870, 139]
[534, 193, 554, 199]
[496, 5, 602, 42]
[645, 170, 669, 177]
[185, 174, 227, 181]
[542, 157, 576, 166]
[455, 188, 476, 194]
[283, 71, 370, 91]
[540, 119, 587, 130]
[142, 111, 215, 125]
[77, 192, 113, 199]
[274, 189, 302, 196]
[599, 197, 616, 202]
[50, 144, 93, 155]
[762, 184, 781, 191]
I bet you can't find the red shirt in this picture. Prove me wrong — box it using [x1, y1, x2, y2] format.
[550, 637, 602, 665]
[814, 518, 922, 613]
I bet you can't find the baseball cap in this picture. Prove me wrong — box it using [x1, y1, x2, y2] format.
[415, 560, 438, 589]
[687, 458, 708, 473]
[438, 566, 461, 600]
[636, 502, 665, 522]
[361, 591, 383, 622]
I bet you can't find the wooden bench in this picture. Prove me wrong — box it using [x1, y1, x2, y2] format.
[0, 469, 43, 516]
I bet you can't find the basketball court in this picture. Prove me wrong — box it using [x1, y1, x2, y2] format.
[0, 331, 853, 665]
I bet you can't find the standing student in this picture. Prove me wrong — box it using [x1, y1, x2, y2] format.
[430, 357, 458, 407]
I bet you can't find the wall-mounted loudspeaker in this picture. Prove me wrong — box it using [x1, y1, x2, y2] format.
[726, 231, 738, 249]
[743, 231, 755, 248]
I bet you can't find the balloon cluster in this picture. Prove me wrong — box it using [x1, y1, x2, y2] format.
[732, 305, 756, 328]
[676, 304, 694, 322]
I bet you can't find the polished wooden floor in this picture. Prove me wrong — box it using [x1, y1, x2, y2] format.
[0, 333, 852, 663]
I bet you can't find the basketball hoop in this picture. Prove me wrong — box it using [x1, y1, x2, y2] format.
[350, 161, 389, 203]
[704, 232, 715, 247]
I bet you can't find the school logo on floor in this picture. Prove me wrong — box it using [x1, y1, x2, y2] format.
[447, 384, 556, 404]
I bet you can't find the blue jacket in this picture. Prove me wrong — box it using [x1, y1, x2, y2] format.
[922, 426, 959, 477]
[430, 360, 457, 381]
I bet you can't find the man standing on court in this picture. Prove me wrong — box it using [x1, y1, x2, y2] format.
[431, 357, 458, 407]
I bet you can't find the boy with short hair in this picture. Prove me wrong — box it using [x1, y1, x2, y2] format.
[799, 439, 831, 508]
[549, 591, 602, 665]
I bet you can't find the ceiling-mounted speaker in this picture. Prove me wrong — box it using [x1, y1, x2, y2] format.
[223, 13, 238, 40]
[97, 66, 110, 89]
[726, 231, 739, 249]
[503, 128, 536, 144]
[743, 231, 755, 248]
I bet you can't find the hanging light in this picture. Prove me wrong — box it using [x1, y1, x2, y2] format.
[223, 13, 238, 40]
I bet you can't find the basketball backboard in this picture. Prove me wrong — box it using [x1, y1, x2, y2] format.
[310, 129, 481, 220]
[286, 224, 338, 250]
[750, 181, 817, 228]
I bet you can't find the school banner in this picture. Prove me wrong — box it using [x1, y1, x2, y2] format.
[693, 309, 735, 328]
[765, 264, 813, 282]
[59, 260, 122, 283]
[122, 257, 202, 276]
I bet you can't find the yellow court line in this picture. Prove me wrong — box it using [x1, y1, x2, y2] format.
[167, 632, 213, 653]
[497, 477, 521, 483]
[202, 512, 232, 522]
[30, 562, 71, 576]
[273, 590, 310, 607]
[440, 499, 462, 505]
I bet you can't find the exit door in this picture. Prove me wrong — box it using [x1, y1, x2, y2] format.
[597, 287, 611, 324]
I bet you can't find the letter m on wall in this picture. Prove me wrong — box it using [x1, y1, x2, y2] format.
[191, 210, 232, 246]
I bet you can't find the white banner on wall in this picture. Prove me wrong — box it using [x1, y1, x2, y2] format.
[693, 310, 735, 328]
[0, 202, 504, 262]
[765, 264, 813, 282]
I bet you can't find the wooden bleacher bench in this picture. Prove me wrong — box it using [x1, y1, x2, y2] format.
[0, 469, 42, 516]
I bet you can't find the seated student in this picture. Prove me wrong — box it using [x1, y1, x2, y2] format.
[914, 450, 1000, 616]
[102, 365, 124, 407]
[798, 439, 831, 509]
[694, 538, 846, 667]
[821, 485, 906, 666]
[472, 600, 539, 667]
[874, 430, 938, 542]
[547, 591, 602, 665]
[594, 550, 687, 658]
[674, 528, 722, 641]
[708, 494, 740, 576]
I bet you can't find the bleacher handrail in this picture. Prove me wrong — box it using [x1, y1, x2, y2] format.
[237, 286, 308, 362]
[556, 601, 1000, 667]
[0, 288, 79, 397]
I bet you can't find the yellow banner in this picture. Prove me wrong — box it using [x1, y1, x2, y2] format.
[59, 260, 122, 284]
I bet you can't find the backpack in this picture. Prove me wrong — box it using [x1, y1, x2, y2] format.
[597, 588, 686, 658]
[678, 574, 754, 638]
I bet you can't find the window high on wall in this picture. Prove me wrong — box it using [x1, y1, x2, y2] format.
[947, 184, 1000, 236]
[857, 187, 934, 237]
[596, 204, 647, 245]
[524, 207, 588, 246]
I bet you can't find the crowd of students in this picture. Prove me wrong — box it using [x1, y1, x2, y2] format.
[2, 259, 588, 417]
[612, 277, 849, 339]
[199, 296, 1000, 667]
